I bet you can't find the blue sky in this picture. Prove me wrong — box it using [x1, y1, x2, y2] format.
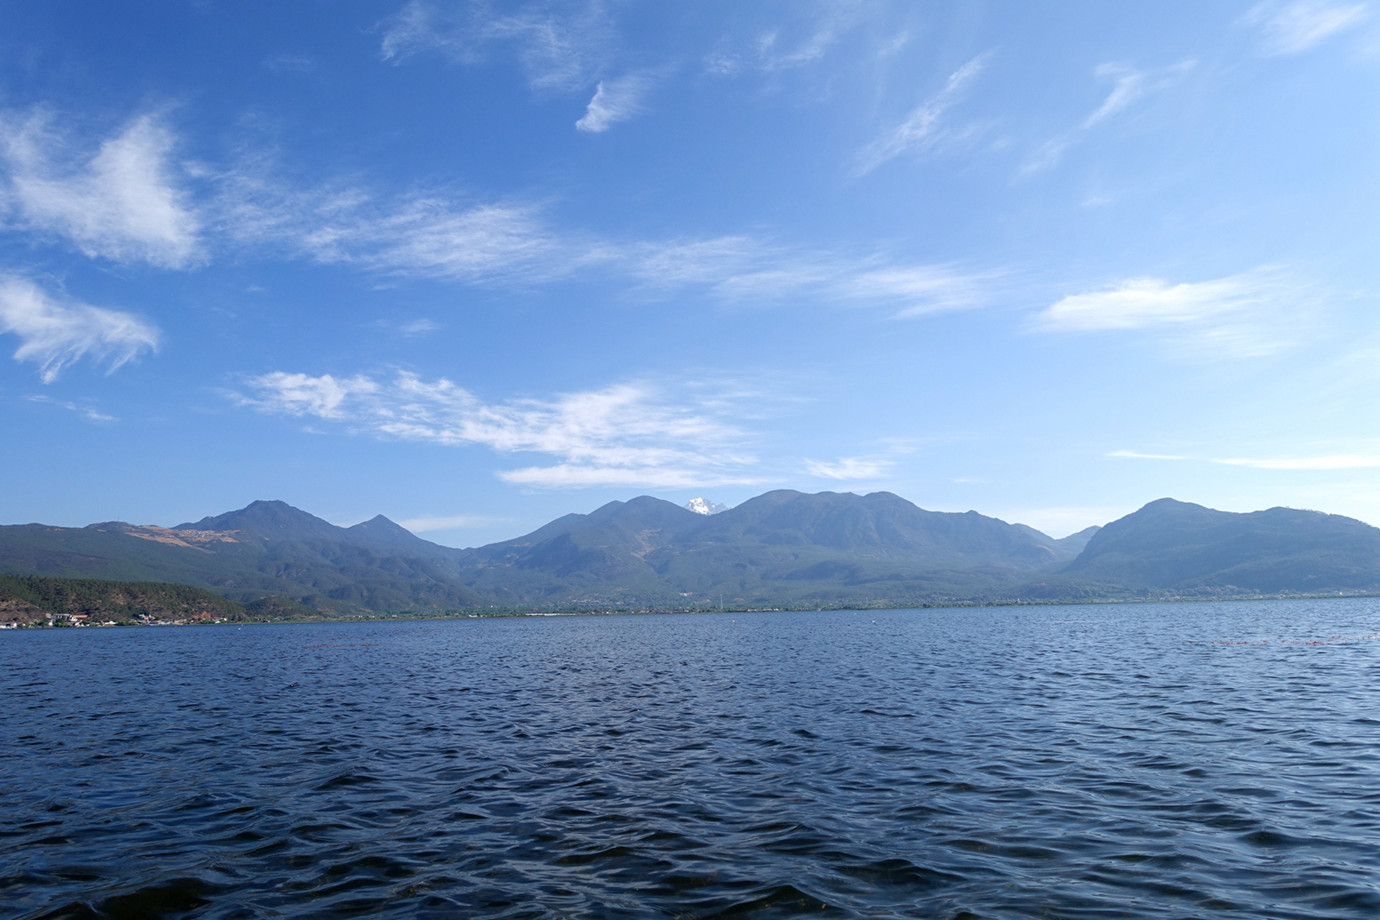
[1, 0, 1377, 547]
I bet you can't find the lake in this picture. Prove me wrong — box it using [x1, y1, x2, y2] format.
[4, 599, 1380, 918]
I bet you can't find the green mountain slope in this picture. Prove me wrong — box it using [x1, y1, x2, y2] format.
[1063, 498, 1380, 594]
[2, 493, 1377, 615]
[465, 490, 1084, 608]
[0, 574, 247, 625]
[0, 502, 482, 614]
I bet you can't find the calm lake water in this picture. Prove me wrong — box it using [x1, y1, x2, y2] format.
[4, 599, 1380, 919]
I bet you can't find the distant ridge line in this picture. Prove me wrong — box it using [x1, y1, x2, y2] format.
[2, 492, 1377, 617]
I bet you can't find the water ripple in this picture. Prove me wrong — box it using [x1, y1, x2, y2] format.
[5, 598, 1380, 918]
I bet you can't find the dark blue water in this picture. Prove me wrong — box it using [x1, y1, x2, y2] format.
[4, 599, 1380, 919]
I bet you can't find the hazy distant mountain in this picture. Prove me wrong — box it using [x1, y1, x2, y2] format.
[0, 501, 480, 615]
[345, 514, 453, 555]
[685, 497, 729, 515]
[2, 493, 1378, 616]
[464, 490, 1081, 608]
[1052, 525, 1101, 556]
[464, 496, 702, 603]
[704, 490, 1066, 564]
[1064, 498, 1380, 594]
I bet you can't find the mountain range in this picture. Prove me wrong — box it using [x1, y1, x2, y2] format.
[2, 491, 1378, 619]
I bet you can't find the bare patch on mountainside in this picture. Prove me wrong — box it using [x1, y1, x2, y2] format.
[122, 526, 244, 550]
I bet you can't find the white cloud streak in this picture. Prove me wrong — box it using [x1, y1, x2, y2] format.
[263, 53, 318, 75]
[576, 74, 652, 133]
[1035, 268, 1312, 358]
[398, 318, 440, 336]
[0, 111, 201, 268]
[25, 394, 116, 423]
[0, 276, 160, 382]
[855, 53, 991, 175]
[1215, 454, 1380, 470]
[8, 119, 578, 288]
[1107, 449, 1195, 462]
[621, 235, 992, 316]
[748, 20, 845, 71]
[214, 164, 575, 284]
[0, 104, 998, 318]
[843, 265, 991, 317]
[804, 456, 893, 481]
[1042, 276, 1254, 330]
[703, 4, 874, 78]
[1112, 447, 1380, 470]
[235, 371, 764, 490]
[215, 155, 994, 314]
[378, 0, 444, 61]
[1244, 1, 1369, 55]
[379, 0, 614, 92]
[1020, 60, 1194, 176]
[237, 371, 380, 419]
[1082, 64, 1150, 128]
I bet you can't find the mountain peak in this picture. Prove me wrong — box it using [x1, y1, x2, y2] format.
[685, 497, 729, 516]
[247, 499, 293, 510]
[176, 500, 341, 541]
[343, 514, 455, 555]
[348, 514, 418, 539]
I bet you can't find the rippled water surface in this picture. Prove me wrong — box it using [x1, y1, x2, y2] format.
[5, 599, 1380, 918]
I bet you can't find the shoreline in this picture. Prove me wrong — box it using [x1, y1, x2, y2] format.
[7, 590, 1379, 629]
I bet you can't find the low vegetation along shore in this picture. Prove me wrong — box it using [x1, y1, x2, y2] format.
[4, 572, 1376, 630]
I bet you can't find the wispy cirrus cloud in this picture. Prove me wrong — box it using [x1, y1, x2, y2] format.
[804, 456, 894, 481]
[1034, 267, 1313, 358]
[623, 235, 993, 317]
[263, 53, 319, 75]
[708, 258, 992, 317]
[397, 318, 441, 336]
[1111, 447, 1380, 470]
[25, 393, 116, 423]
[355, 199, 569, 281]
[1243, 0, 1369, 55]
[379, 0, 615, 91]
[0, 110, 201, 268]
[854, 53, 992, 175]
[1040, 275, 1256, 330]
[622, 235, 771, 288]
[1216, 454, 1380, 470]
[214, 161, 575, 284]
[0, 276, 160, 382]
[236, 371, 379, 419]
[1020, 59, 1194, 176]
[803, 437, 918, 483]
[215, 155, 997, 315]
[0, 98, 1000, 318]
[842, 265, 993, 317]
[1083, 63, 1160, 128]
[705, 6, 862, 77]
[1107, 449, 1195, 462]
[380, 3, 658, 130]
[378, 0, 447, 61]
[0, 104, 997, 318]
[234, 370, 765, 490]
[576, 73, 655, 132]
